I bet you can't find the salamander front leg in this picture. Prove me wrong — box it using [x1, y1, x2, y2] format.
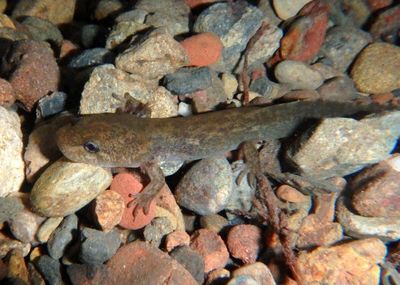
[127, 162, 165, 216]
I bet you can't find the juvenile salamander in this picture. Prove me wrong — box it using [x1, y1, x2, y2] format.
[55, 100, 396, 212]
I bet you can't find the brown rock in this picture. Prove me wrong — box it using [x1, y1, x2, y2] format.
[206, 268, 230, 285]
[276, 185, 308, 203]
[0, 78, 15, 107]
[199, 214, 228, 233]
[7, 249, 29, 284]
[297, 238, 387, 284]
[5, 40, 59, 111]
[93, 190, 125, 232]
[190, 229, 229, 273]
[226, 225, 262, 264]
[231, 262, 276, 285]
[155, 184, 185, 231]
[0, 232, 30, 259]
[165, 230, 190, 252]
[351, 155, 400, 217]
[12, 0, 76, 25]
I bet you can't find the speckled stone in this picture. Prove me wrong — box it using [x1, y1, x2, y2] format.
[272, 0, 312, 20]
[275, 60, 323, 90]
[170, 245, 205, 284]
[93, 190, 124, 232]
[36, 217, 63, 243]
[9, 207, 46, 243]
[143, 217, 175, 247]
[106, 21, 149, 50]
[35, 255, 63, 285]
[231, 262, 276, 285]
[20, 16, 63, 46]
[226, 224, 262, 264]
[163, 67, 212, 95]
[30, 158, 112, 217]
[68, 48, 115, 69]
[0, 77, 15, 107]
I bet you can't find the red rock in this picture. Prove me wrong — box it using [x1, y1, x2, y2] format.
[370, 93, 394, 105]
[190, 229, 229, 273]
[367, 0, 393, 11]
[181, 32, 223, 67]
[110, 173, 156, 230]
[59, 39, 79, 61]
[227, 225, 262, 264]
[276, 185, 308, 203]
[165, 230, 190, 252]
[278, 0, 329, 62]
[5, 40, 59, 111]
[0, 78, 15, 107]
[185, 0, 217, 9]
[93, 190, 125, 232]
[369, 5, 400, 42]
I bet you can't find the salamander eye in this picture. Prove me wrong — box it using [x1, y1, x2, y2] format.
[83, 141, 100, 153]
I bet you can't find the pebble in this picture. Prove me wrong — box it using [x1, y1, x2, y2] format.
[165, 230, 190, 252]
[5, 40, 59, 111]
[0, 78, 15, 106]
[316, 76, 358, 101]
[319, 26, 372, 72]
[79, 227, 121, 265]
[226, 225, 262, 264]
[178, 101, 193, 117]
[350, 155, 400, 218]
[154, 185, 186, 231]
[286, 114, 400, 179]
[80, 24, 107, 48]
[36, 217, 63, 243]
[276, 185, 308, 203]
[79, 64, 152, 114]
[0, 107, 24, 197]
[191, 72, 227, 112]
[175, 157, 233, 215]
[170, 245, 205, 284]
[199, 214, 229, 233]
[110, 172, 156, 230]
[143, 217, 175, 247]
[190, 229, 229, 273]
[163, 67, 212, 95]
[275, 60, 323, 90]
[105, 21, 149, 50]
[180, 32, 223, 67]
[36, 91, 68, 119]
[94, 0, 123, 21]
[144, 87, 179, 118]
[272, 0, 312, 20]
[35, 255, 63, 285]
[206, 268, 231, 285]
[158, 158, 184, 176]
[20, 16, 63, 46]
[221, 73, 238, 99]
[351, 42, 400, 94]
[12, 0, 76, 25]
[114, 9, 147, 23]
[227, 275, 259, 285]
[68, 48, 115, 69]
[9, 207, 46, 243]
[47, 214, 78, 259]
[7, 249, 29, 284]
[297, 238, 386, 284]
[336, 197, 400, 241]
[93, 190, 124, 232]
[369, 5, 400, 43]
[0, 232, 31, 259]
[30, 158, 112, 217]
[231, 262, 276, 285]
[185, 0, 217, 9]
[115, 27, 189, 79]
[0, 196, 24, 223]
[135, 0, 190, 36]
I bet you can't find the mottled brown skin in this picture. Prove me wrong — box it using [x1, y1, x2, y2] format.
[56, 100, 396, 213]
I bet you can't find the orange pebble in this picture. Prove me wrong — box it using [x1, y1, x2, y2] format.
[180, 32, 223, 67]
[185, 0, 217, 9]
[110, 173, 156, 230]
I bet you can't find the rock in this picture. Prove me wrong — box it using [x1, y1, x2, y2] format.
[20, 16, 63, 46]
[30, 158, 112, 217]
[190, 229, 229, 273]
[351, 42, 400, 94]
[0, 78, 15, 107]
[105, 21, 149, 50]
[163, 67, 212, 95]
[317, 76, 358, 101]
[143, 86, 179, 119]
[68, 48, 115, 69]
[80, 24, 108, 48]
[227, 275, 259, 285]
[350, 155, 400, 217]
[165, 231, 190, 252]
[193, 2, 264, 70]
[231, 262, 276, 285]
[79, 64, 152, 115]
[9, 207, 46, 243]
[272, 0, 312, 20]
[191, 72, 227, 112]
[0, 107, 24, 197]
[79, 227, 121, 265]
[35, 255, 63, 285]
[93, 190, 124, 232]
[0, 196, 24, 223]
[319, 26, 371, 72]
[5, 40, 59, 111]
[285, 113, 400, 179]
[47, 214, 78, 259]
[114, 9, 147, 23]
[180, 32, 223, 67]
[276, 185, 308, 203]
[185, 0, 217, 9]
[155, 184, 186, 231]
[170, 245, 205, 284]
[71, 241, 197, 284]
[135, 0, 190, 36]
[207, 268, 231, 285]
[199, 214, 229, 233]
[175, 157, 233, 215]
[143, 217, 175, 247]
[110, 172, 156, 230]
[36, 217, 63, 243]
[0, 232, 30, 259]
[274, 60, 323, 90]
[36, 92, 68, 119]
[7, 249, 29, 284]
[297, 238, 386, 284]
[94, 0, 123, 21]
[369, 5, 400, 43]
[24, 114, 73, 183]
[178, 102, 193, 117]
[278, 1, 329, 62]
[12, 0, 76, 25]
[221, 73, 238, 99]
[115, 28, 189, 80]
[226, 225, 262, 264]
[336, 197, 400, 241]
